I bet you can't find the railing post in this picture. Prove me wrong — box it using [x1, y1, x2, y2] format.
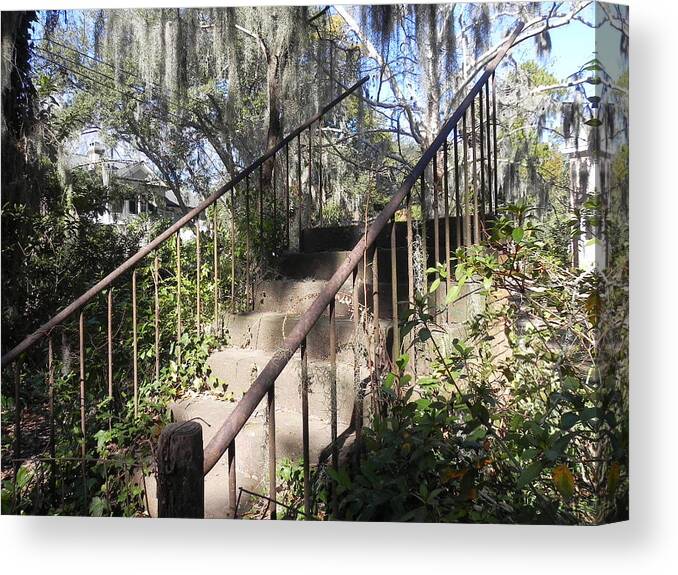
[157, 421, 204, 518]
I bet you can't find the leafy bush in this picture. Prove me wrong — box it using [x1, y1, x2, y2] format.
[321, 203, 628, 524]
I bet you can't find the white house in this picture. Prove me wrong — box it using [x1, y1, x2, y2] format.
[65, 130, 201, 228]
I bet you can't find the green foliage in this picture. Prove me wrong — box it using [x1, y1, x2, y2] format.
[1, 179, 144, 352]
[1, 170, 230, 515]
[316, 204, 628, 524]
[330, 360, 494, 522]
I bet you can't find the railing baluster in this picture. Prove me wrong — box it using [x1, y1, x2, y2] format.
[228, 441, 237, 518]
[370, 247, 379, 411]
[454, 126, 462, 249]
[301, 336, 310, 517]
[471, 98, 480, 244]
[132, 268, 138, 418]
[107, 288, 113, 420]
[372, 247, 380, 327]
[245, 176, 252, 310]
[213, 203, 219, 326]
[485, 80, 493, 215]
[285, 144, 290, 249]
[443, 140, 451, 320]
[196, 221, 201, 336]
[352, 266, 362, 453]
[308, 126, 313, 227]
[390, 216, 399, 363]
[272, 153, 277, 252]
[433, 150, 440, 268]
[176, 232, 182, 363]
[462, 111, 471, 246]
[13, 358, 21, 508]
[479, 89, 486, 236]
[48, 335, 56, 494]
[318, 119, 323, 226]
[492, 71, 499, 212]
[406, 189, 416, 372]
[154, 255, 160, 381]
[297, 134, 303, 251]
[268, 384, 276, 519]
[329, 297, 338, 516]
[79, 311, 87, 505]
[231, 190, 237, 313]
[259, 165, 264, 252]
[420, 172, 428, 292]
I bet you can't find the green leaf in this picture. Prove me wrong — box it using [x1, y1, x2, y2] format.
[545, 434, 571, 462]
[580, 407, 599, 421]
[417, 328, 431, 343]
[429, 277, 441, 293]
[445, 281, 464, 305]
[466, 425, 487, 442]
[562, 376, 579, 391]
[560, 412, 579, 430]
[512, 227, 524, 242]
[89, 496, 107, 517]
[516, 461, 543, 489]
[455, 264, 467, 282]
[327, 467, 352, 489]
[416, 398, 432, 410]
[396, 354, 409, 371]
[15, 466, 31, 489]
[417, 376, 438, 387]
[521, 448, 539, 460]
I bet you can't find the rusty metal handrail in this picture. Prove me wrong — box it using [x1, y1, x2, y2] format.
[202, 22, 525, 475]
[1, 76, 369, 368]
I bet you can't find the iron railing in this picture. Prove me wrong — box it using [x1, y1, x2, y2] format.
[4, 19, 524, 517]
[2, 75, 369, 513]
[199, 22, 525, 519]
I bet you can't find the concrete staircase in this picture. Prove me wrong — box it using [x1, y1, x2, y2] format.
[143, 223, 401, 518]
[145, 218, 480, 518]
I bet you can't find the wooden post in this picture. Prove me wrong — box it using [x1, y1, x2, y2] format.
[157, 421, 204, 518]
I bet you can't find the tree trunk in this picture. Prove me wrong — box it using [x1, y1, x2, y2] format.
[261, 51, 286, 195]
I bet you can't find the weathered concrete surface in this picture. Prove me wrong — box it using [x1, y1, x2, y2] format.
[221, 311, 391, 363]
[207, 348, 365, 426]
[253, 278, 408, 319]
[278, 247, 409, 281]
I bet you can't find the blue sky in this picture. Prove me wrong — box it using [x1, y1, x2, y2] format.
[545, 10, 597, 81]
[510, 3, 596, 82]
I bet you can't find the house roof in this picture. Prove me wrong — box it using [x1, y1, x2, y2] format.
[116, 162, 168, 187]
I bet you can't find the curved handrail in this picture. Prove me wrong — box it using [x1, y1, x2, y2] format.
[1, 76, 369, 368]
[202, 22, 525, 475]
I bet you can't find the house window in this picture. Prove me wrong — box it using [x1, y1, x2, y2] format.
[111, 198, 123, 215]
[128, 197, 138, 214]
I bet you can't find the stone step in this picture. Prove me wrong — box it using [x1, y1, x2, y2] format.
[207, 348, 363, 426]
[300, 216, 469, 254]
[253, 278, 409, 319]
[222, 311, 392, 362]
[143, 395, 353, 518]
[278, 247, 410, 282]
[251, 277, 482, 326]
